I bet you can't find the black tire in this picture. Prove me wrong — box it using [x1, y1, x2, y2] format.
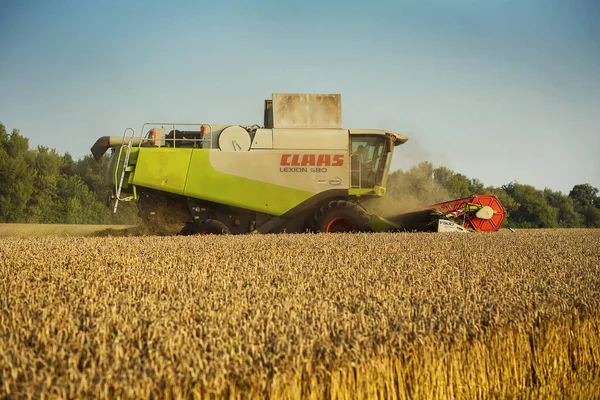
[178, 221, 195, 236]
[193, 219, 231, 235]
[314, 200, 371, 233]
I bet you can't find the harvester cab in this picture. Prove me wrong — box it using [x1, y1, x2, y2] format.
[90, 93, 505, 234]
[350, 132, 395, 191]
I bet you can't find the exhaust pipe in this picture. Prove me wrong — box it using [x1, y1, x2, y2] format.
[90, 136, 143, 161]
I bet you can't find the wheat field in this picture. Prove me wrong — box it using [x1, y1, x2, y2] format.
[1, 229, 599, 398]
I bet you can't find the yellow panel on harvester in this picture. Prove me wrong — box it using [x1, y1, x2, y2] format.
[184, 149, 314, 216]
[132, 148, 193, 195]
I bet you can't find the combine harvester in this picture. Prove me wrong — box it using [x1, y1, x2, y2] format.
[91, 94, 505, 234]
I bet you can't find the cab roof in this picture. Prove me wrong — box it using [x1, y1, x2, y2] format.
[349, 129, 409, 145]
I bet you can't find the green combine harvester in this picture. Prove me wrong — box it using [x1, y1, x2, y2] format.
[91, 93, 505, 234]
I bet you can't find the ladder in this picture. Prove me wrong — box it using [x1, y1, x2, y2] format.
[113, 128, 136, 213]
[350, 153, 362, 188]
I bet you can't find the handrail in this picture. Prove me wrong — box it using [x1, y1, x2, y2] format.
[138, 123, 214, 149]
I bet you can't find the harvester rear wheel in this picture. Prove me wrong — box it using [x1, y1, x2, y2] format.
[193, 219, 231, 235]
[314, 200, 371, 233]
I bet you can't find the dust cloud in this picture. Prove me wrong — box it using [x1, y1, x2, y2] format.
[363, 170, 455, 218]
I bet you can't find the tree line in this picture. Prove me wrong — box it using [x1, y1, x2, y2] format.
[0, 124, 138, 224]
[1, 123, 599, 228]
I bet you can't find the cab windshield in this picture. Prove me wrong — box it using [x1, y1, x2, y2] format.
[350, 135, 389, 188]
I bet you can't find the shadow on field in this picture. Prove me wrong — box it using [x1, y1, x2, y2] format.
[93, 226, 146, 237]
[93, 223, 185, 237]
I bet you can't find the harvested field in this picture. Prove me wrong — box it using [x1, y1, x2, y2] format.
[1, 229, 599, 398]
[0, 224, 136, 238]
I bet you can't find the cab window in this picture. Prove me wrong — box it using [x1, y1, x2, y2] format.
[350, 136, 387, 188]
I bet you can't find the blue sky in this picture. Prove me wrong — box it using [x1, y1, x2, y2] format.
[1, 0, 599, 193]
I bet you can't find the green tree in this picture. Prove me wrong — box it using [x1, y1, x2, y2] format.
[469, 178, 485, 195]
[77, 154, 111, 198]
[543, 188, 584, 228]
[53, 174, 109, 224]
[569, 184, 599, 209]
[26, 146, 62, 223]
[61, 152, 78, 176]
[0, 125, 35, 222]
[569, 184, 600, 227]
[0, 123, 8, 147]
[433, 166, 471, 198]
[502, 183, 558, 228]
[3, 128, 30, 158]
[579, 207, 600, 228]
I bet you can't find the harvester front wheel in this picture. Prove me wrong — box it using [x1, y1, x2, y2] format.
[193, 219, 231, 235]
[315, 200, 371, 233]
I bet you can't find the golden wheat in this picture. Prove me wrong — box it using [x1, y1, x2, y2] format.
[0, 229, 599, 398]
